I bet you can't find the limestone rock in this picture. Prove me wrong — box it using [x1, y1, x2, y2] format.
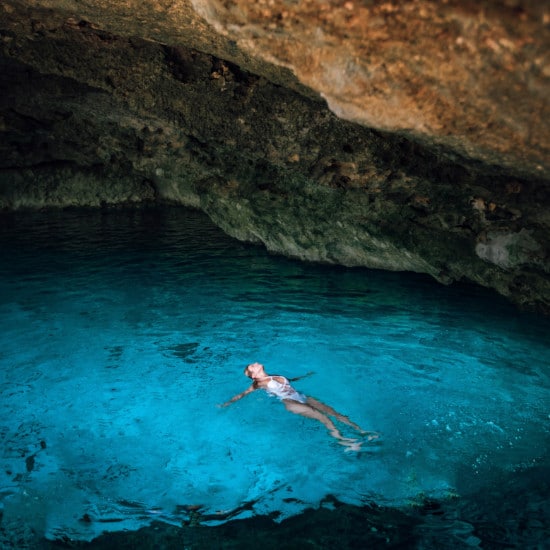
[0, 0, 548, 313]
[193, 0, 550, 179]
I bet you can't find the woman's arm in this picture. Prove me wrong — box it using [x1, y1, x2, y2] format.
[219, 384, 255, 407]
[288, 371, 315, 382]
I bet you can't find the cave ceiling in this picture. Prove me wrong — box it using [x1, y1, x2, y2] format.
[0, 0, 549, 312]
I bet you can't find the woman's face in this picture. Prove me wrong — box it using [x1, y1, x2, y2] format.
[245, 362, 264, 378]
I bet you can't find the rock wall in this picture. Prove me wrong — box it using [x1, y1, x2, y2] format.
[0, 1, 548, 313]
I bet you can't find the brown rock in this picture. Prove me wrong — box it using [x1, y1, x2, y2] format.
[0, 0, 548, 313]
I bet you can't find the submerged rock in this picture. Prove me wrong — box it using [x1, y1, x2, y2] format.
[10, 472, 548, 550]
[0, 1, 548, 313]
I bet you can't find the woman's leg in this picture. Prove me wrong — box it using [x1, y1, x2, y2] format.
[282, 399, 353, 443]
[305, 397, 363, 431]
[306, 397, 379, 440]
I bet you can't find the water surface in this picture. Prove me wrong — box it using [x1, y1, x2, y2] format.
[0, 206, 548, 544]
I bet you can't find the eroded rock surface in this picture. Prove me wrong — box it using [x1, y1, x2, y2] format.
[194, 0, 550, 177]
[0, 1, 548, 312]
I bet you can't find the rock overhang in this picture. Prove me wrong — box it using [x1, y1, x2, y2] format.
[0, 0, 548, 313]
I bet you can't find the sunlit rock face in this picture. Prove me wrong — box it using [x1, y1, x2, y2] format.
[0, 0, 548, 313]
[194, 0, 550, 177]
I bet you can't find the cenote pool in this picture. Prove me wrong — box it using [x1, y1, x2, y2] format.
[0, 206, 548, 547]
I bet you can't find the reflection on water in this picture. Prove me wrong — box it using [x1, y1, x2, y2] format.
[0, 206, 548, 546]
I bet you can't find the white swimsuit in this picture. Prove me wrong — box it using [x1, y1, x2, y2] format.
[265, 376, 307, 404]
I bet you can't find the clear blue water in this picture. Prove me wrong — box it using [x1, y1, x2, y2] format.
[0, 206, 549, 544]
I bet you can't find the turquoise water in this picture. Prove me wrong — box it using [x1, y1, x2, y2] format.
[0, 206, 549, 544]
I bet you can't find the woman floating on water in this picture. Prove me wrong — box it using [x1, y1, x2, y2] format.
[221, 362, 379, 451]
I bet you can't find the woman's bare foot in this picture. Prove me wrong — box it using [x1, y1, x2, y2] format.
[359, 430, 380, 441]
[339, 439, 363, 452]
